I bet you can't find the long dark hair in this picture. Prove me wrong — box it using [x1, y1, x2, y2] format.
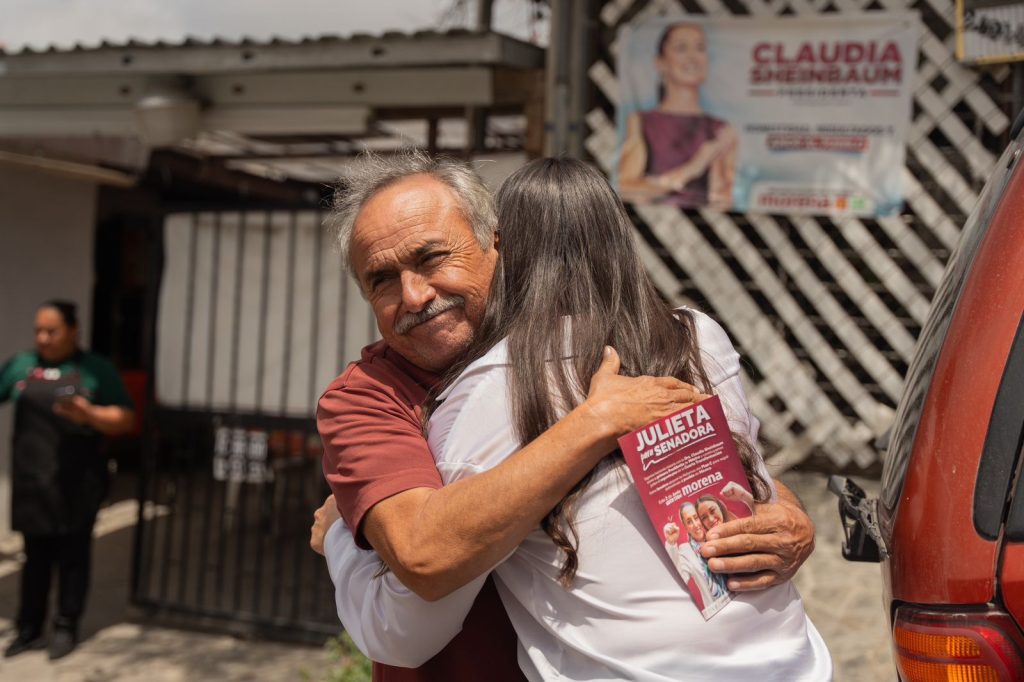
[428, 158, 769, 584]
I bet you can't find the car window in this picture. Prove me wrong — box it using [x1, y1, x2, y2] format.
[881, 137, 1023, 513]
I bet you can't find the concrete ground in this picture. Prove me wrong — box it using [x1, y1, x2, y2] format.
[0, 472, 893, 681]
[783, 471, 895, 682]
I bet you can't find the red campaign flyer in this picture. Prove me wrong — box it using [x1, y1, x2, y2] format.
[618, 395, 755, 620]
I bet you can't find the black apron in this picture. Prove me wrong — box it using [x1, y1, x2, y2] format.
[11, 366, 108, 535]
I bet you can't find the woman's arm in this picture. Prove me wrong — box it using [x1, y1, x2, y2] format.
[708, 126, 737, 208]
[53, 396, 135, 436]
[618, 112, 671, 202]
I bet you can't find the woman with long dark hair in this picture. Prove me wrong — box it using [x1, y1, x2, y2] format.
[618, 22, 737, 208]
[419, 158, 829, 679]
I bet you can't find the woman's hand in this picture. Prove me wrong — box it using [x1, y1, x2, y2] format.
[53, 395, 94, 426]
[53, 396, 135, 436]
[311, 494, 342, 556]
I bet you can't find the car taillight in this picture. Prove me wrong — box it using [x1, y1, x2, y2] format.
[893, 605, 1024, 681]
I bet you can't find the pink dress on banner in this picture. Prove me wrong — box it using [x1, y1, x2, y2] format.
[640, 110, 727, 208]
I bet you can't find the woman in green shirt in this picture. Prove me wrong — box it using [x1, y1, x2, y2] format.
[0, 301, 134, 660]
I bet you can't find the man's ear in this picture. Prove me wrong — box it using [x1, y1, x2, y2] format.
[493, 231, 500, 250]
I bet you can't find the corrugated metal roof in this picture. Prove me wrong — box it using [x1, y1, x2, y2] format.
[3, 28, 512, 56]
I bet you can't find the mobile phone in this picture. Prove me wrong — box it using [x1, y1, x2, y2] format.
[54, 385, 77, 404]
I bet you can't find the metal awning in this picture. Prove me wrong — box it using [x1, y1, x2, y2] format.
[0, 30, 545, 185]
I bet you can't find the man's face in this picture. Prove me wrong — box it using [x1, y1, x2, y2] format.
[681, 505, 705, 543]
[350, 175, 498, 373]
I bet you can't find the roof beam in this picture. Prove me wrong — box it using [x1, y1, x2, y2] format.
[0, 32, 544, 76]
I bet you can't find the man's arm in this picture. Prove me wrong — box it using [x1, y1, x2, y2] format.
[362, 347, 705, 601]
[699, 480, 815, 591]
[311, 496, 480, 666]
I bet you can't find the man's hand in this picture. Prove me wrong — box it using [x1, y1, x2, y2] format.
[698, 482, 814, 591]
[582, 347, 707, 450]
[311, 494, 341, 556]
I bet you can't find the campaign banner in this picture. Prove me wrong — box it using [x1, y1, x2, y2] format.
[618, 395, 755, 620]
[615, 12, 919, 216]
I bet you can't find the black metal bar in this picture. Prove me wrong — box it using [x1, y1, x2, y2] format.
[205, 214, 223, 407]
[231, 457, 251, 613]
[280, 212, 299, 413]
[289, 462, 306, 621]
[308, 214, 323, 410]
[336, 266, 349, 374]
[213, 473, 232, 612]
[255, 212, 272, 412]
[180, 214, 199, 407]
[175, 448, 196, 604]
[157, 471, 177, 604]
[229, 212, 247, 410]
[368, 300, 377, 344]
[251, 479, 269, 617]
[269, 455, 294, 618]
[131, 215, 168, 605]
[194, 445, 217, 608]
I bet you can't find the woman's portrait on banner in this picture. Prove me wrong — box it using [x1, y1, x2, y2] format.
[618, 21, 738, 209]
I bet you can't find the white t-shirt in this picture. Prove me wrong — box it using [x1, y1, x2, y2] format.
[426, 310, 832, 681]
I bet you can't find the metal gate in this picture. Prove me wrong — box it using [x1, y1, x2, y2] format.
[132, 210, 378, 640]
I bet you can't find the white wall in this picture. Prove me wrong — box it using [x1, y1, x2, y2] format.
[0, 164, 97, 534]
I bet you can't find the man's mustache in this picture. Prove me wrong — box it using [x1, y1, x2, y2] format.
[393, 295, 465, 335]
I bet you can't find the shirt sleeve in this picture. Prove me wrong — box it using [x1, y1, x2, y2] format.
[0, 355, 15, 404]
[318, 382, 443, 549]
[691, 310, 777, 500]
[323, 518, 482, 667]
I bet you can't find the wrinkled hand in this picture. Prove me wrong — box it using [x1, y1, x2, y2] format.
[310, 494, 341, 556]
[698, 496, 814, 591]
[583, 347, 707, 445]
[53, 395, 93, 426]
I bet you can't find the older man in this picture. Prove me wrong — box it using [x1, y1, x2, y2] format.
[315, 152, 814, 681]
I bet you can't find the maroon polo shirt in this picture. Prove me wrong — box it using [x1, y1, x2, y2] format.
[318, 340, 524, 682]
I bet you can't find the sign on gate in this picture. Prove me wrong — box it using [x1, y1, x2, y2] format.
[956, 0, 1024, 64]
[615, 12, 919, 216]
[213, 425, 274, 483]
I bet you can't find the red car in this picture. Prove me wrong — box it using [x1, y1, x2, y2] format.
[833, 109, 1024, 681]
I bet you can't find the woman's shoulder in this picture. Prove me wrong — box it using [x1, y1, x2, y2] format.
[434, 338, 509, 402]
[676, 307, 740, 384]
[677, 308, 733, 353]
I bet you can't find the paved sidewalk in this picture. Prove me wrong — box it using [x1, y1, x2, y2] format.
[0, 500, 333, 682]
[0, 473, 892, 681]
